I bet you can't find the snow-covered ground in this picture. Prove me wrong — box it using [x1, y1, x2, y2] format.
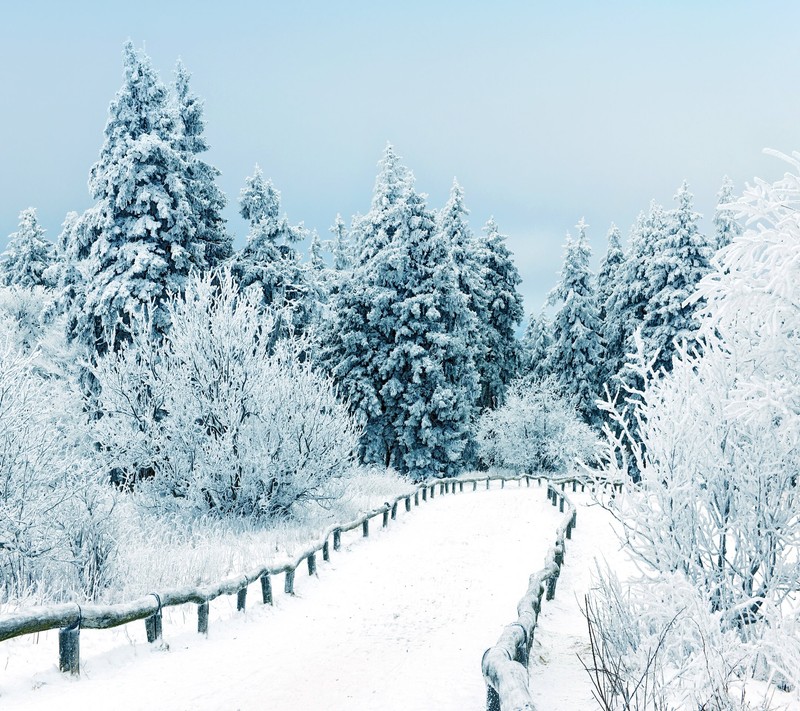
[1, 482, 570, 711]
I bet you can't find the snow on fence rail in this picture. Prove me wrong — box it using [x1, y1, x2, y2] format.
[0, 472, 590, 679]
[481, 477, 592, 711]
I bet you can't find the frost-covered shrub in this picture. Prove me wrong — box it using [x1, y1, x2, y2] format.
[94, 268, 361, 520]
[583, 570, 800, 710]
[0, 336, 116, 603]
[476, 377, 598, 473]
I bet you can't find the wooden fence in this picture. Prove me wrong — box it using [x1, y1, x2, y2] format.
[481, 478, 585, 711]
[0, 472, 571, 678]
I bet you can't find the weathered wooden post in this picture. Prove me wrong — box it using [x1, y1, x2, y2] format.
[430, 485, 435, 499]
[501, 479, 505, 489]
[323, 540, 330, 561]
[525, 475, 530, 487]
[237, 585, 247, 612]
[559, 496, 565, 513]
[422, 487, 427, 501]
[362, 519, 369, 537]
[566, 520, 573, 540]
[538, 477, 542, 486]
[486, 478, 490, 490]
[473, 480, 477, 491]
[285, 568, 295, 595]
[560, 482, 565, 491]
[550, 489, 557, 506]
[546, 573, 557, 601]
[459, 481, 464, 492]
[307, 552, 317, 576]
[382, 509, 389, 527]
[261, 575, 273, 604]
[197, 601, 209, 634]
[391, 502, 398, 519]
[581, 483, 585, 493]
[572, 480, 577, 492]
[441, 482, 446, 494]
[59, 617, 80, 676]
[145, 594, 162, 643]
[333, 529, 341, 550]
[414, 491, 419, 506]
[405, 497, 411, 512]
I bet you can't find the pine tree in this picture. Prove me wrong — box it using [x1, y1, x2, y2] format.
[548, 219, 603, 422]
[712, 176, 742, 253]
[324, 145, 477, 478]
[309, 230, 326, 272]
[596, 223, 625, 386]
[0, 208, 54, 288]
[329, 214, 352, 272]
[477, 217, 524, 408]
[642, 181, 712, 373]
[69, 42, 213, 356]
[437, 180, 486, 395]
[173, 59, 232, 266]
[230, 165, 315, 330]
[521, 310, 553, 381]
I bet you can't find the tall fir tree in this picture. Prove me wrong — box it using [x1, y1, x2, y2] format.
[329, 214, 352, 272]
[548, 219, 603, 422]
[324, 145, 477, 478]
[641, 181, 712, 373]
[476, 217, 524, 408]
[230, 165, 316, 330]
[520, 310, 553, 381]
[596, 223, 625, 386]
[712, 176, 742, 254]
[173, 59, 232, 266]
[69, 42, 215, 357]
[0, 208, 54, 288]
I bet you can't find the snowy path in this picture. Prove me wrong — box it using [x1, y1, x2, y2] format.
[528, 490, 632, 710]
[0, 484, 564, 711]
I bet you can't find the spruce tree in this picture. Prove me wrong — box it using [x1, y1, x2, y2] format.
[324, 145, 477, 478]
[596, 223, 625, 386]
[476, 217, 524, 408]
[0, 208, 54, 288]
[230, 165, 315, 330]
[329, 214, 352, 272]
[69, 42, 213, 356]
[521, 310, 553, 381]
[713, 176, 742, 253]
[548, 219, 603, 422]
[642, 181, 712, 373]
[173, 59, 232, 266]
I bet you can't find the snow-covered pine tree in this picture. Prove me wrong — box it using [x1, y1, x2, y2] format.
[548, 219, 603, 423]
[230, 165, 316, 331]
[0, 208, 54, 289]
[437, 180, 486, 393]
[329, 214, 352, 272]
[641, 181, 712, 373]
[69, 42, 214, 357]
[324, 145, 477, 478]
[173, 59, 232, 266]
[476, 217, 524, 408]
[712, 176, 742, 254]
[596, 223, 625, 386]
[520, 310, 553, 381]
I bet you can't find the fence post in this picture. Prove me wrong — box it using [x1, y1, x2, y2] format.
[459, 481, 464, 492]
[145, 594, 162, 643]
[59, 619, 80, 676]
[383, 509, 389, 527]
[362, 519, 369, 537]
[237, 586, 247, 612]
[431, 485, 435, 499]
[559, 496, 565, 513]
[261, 574, 273, 605]
[414, 491, 419, 506]
[572, 480, 577, 492]
[391, 502, 398, 519]
[572, 510, 577, 530]
[307, 552, 317, 576]
[486, 479, 490, 490]
[441, 482, 446, 494]
[486, 685, 501, 711]
[405, 497, 411, 512]
[501, 479, 505, 489]
[422, 487, 427, 501]
[525, 475, 530, 487]
[197, 601, 209, 634]
[285, 568, 295, 595]
[333, 529, 341, 550]
[551, 490, 557, 507]
[473, 480, 477, 491]
[323, 540, 330, 561]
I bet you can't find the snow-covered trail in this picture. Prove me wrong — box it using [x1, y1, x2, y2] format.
[1, 484, 563, 711]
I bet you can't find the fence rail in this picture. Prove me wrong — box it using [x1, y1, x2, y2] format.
[0, 471, 581, 677]
[481, 477, 587, 711]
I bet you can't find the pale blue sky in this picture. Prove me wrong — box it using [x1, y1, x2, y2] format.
[2, 1, 799, 315]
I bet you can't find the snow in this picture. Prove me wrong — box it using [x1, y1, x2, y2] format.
[0, 483, 565, 711]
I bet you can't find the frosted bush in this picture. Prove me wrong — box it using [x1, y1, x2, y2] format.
[476, 377, 599, 473]
[93, 268, 361, 520]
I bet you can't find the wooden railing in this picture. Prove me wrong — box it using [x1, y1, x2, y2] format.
[481, 478, 583, 711]
[0, 472, 553, 678]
